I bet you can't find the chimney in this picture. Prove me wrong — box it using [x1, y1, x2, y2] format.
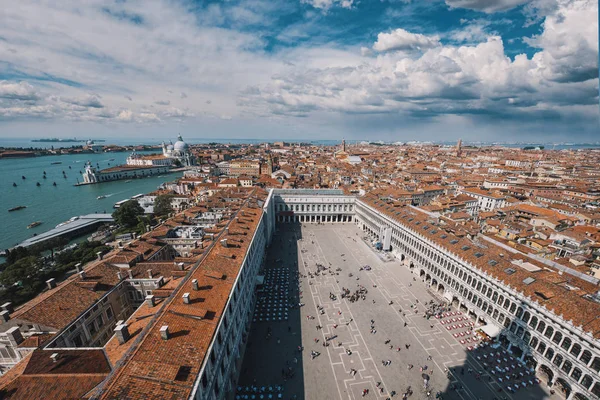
[156, 276, 164, 287]
[160, 325, 169, 340]
[5, 327, 23, 346]
[0, 311, 10, 323]
[46, 278, 56, 290]
[117, 271, 123, 280]
[79, 271, 86, 280]
[147, 269, 153, 279]
[114, 324, 130, 344]
[75, 262, 82, 272]
[182, 293, 190, 304]
[128, 270, 133, 279]
[97, 251, 104, 260]
[178, 262, 185, 271]
[132, 233, 137, 240]
[225, 228, 229, 235]
[146, 225, 151, 232]
[146, 295, 155, 307]
[50, 353, 59, 363]
[192, 279, 199, 291]
[220, 239, 228, 248]
[1, 302, 13, 314]
[118, 241, 123, 248]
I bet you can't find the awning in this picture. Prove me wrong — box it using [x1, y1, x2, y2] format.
[479, 324, 501, 338]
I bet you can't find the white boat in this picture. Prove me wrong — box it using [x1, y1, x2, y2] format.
[97, 195, 107, 200]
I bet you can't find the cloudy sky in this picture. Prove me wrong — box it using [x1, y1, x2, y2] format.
[0, 0, 597, 142]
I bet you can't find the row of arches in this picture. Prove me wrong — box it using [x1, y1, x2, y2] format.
[355, 201, 600, 400]
[275, 202, 353, 213]
[276, 214, 353, 223]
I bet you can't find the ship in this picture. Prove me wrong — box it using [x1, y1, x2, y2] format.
[51, 161, 62, 165]
[8, 205, 26, 212]
[97, 195, 107, 200]
[27, 221, 42, 229]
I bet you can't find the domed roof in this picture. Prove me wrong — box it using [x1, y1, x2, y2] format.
[173, 134, 189, 151]
[166, 144, 174, 151]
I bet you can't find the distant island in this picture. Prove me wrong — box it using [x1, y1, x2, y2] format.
[31, 138, 105, 143]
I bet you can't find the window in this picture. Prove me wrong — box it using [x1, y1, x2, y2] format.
[87, 322, 97, 336]
[105, 306, 113, 321]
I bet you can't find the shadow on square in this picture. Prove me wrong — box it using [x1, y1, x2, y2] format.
[236, 222, 305, 400]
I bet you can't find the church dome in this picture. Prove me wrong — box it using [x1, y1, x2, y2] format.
[173, 135, 189, 151]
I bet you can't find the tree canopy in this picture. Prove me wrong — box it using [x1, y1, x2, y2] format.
[112, 200, 144, 228]
[154, 195, 174, 218]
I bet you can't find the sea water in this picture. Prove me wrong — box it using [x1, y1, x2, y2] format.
[0, 151, 181, 251]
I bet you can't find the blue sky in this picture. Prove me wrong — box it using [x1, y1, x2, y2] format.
[0, 0, 597, 142]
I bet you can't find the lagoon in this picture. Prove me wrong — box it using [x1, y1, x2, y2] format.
[0, 151, 181, 251]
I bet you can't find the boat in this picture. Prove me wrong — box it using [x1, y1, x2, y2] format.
[51, 161, 62, 165]
[36, 182, 41, 186]
[109, 158, 115, 161]
[8, 206, 26, 212]
[53, 182, 57, 186]
[97, 195, 107, 200]
[22, 176, 26, 180]
[43, 175, 47, 179]
[27, 221, 42, 229]
[12, 182, 17, 187]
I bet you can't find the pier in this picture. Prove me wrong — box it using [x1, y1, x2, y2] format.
[16, 214, 114, 248]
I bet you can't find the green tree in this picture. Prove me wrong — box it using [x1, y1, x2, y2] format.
[112, 200, 144, 228]
[0, 256, 40, 287]
[154, 195, 174, 218]
[4, 247, 30, 265]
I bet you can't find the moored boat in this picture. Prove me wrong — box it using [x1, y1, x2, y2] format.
[27, 221, 42, 229]
[8, 205, 26, 212]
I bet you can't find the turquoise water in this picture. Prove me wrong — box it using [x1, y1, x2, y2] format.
[0, 151, 181, 250]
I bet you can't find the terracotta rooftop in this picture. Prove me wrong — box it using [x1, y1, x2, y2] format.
[97, 190, 266, 399]
[0, 349, 111, 400]
[363, 192, 600, 339]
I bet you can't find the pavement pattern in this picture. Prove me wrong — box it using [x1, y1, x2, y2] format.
[238, 223, 556, 400]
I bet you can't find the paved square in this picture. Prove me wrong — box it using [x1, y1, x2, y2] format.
[238, 223, 556, 400]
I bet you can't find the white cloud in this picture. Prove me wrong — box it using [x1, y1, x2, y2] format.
[243, 6, 598, 124]
[445, 0, 529, 13]
[60, 94, 104, 108]
[302, 0, 354, 11]
[373, 29, 440, 52]
[0, 0, 282, 124]
[0, 81, 40, 101]
[116, 109, 134, 122]
[524, 0, 598, 83]
[0, 0, 596, 139]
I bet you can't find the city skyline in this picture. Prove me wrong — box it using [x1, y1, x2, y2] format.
[0, 0, 598, 141]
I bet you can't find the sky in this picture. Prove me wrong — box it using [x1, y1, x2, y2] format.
[0, 0, 598, 142]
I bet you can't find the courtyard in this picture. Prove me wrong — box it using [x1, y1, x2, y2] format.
[238, 223, 557, 400]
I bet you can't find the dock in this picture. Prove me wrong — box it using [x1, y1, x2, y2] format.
[16, 214, 114, 248]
